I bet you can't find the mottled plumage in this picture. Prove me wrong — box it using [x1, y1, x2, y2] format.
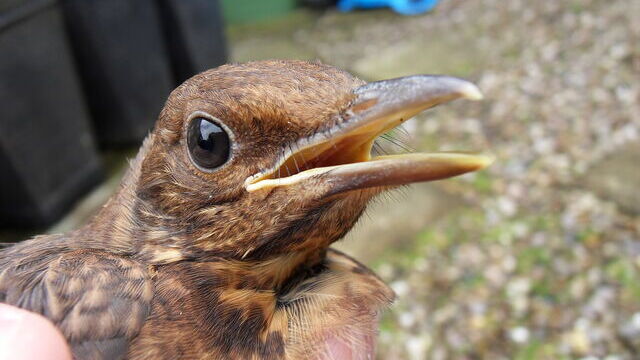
[0, 60, 488, 359]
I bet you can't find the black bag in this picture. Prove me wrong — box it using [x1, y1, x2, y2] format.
[0, 0, 103, 227]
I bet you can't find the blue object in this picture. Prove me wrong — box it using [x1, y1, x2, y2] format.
[337, 0, 440, 15]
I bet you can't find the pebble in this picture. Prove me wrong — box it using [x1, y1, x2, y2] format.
[509, 326, 530, 343]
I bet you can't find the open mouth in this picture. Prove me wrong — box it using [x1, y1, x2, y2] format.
[245, 75, 493, 194]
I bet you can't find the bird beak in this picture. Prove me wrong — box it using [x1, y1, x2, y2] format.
[245, 75, 493, 195]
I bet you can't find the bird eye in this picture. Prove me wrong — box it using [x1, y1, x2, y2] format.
[187, 117, 231, 170]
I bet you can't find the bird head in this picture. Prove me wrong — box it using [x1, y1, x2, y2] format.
[128, 60, 490, 276]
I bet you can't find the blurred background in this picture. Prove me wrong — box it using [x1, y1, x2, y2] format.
[1, 0, 639, 359]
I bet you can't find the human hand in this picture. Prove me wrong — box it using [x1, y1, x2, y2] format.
[0, 303, 71, 360]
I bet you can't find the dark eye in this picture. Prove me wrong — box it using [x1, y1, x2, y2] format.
[187, 117, 231, 170]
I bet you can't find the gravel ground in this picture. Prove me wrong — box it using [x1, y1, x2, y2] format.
[274, 1, 640, 358]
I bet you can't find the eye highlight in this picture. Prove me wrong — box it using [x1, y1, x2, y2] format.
[187, 117, 231, 170]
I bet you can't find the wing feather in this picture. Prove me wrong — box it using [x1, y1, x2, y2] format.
[0, 246, 152, 360]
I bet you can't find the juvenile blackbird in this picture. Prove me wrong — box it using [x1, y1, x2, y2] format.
[0, 60, 490, 359]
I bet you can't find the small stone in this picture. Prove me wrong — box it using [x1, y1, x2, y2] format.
[632, 312, 640, 329]
[509, 326, 530, 344]
[567, 324, 591, 355]
[390, 280, 410, 297]
[497, 197, 517, 217]
[507, 278, 532, 298]
[398, 311, 415, 328]
[603, 355, 623, 360]
[406, 335, 431, 359]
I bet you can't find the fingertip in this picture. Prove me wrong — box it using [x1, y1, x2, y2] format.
[0, 303, 72, 360]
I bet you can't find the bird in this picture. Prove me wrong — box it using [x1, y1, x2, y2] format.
[0, 60, 490, 360]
